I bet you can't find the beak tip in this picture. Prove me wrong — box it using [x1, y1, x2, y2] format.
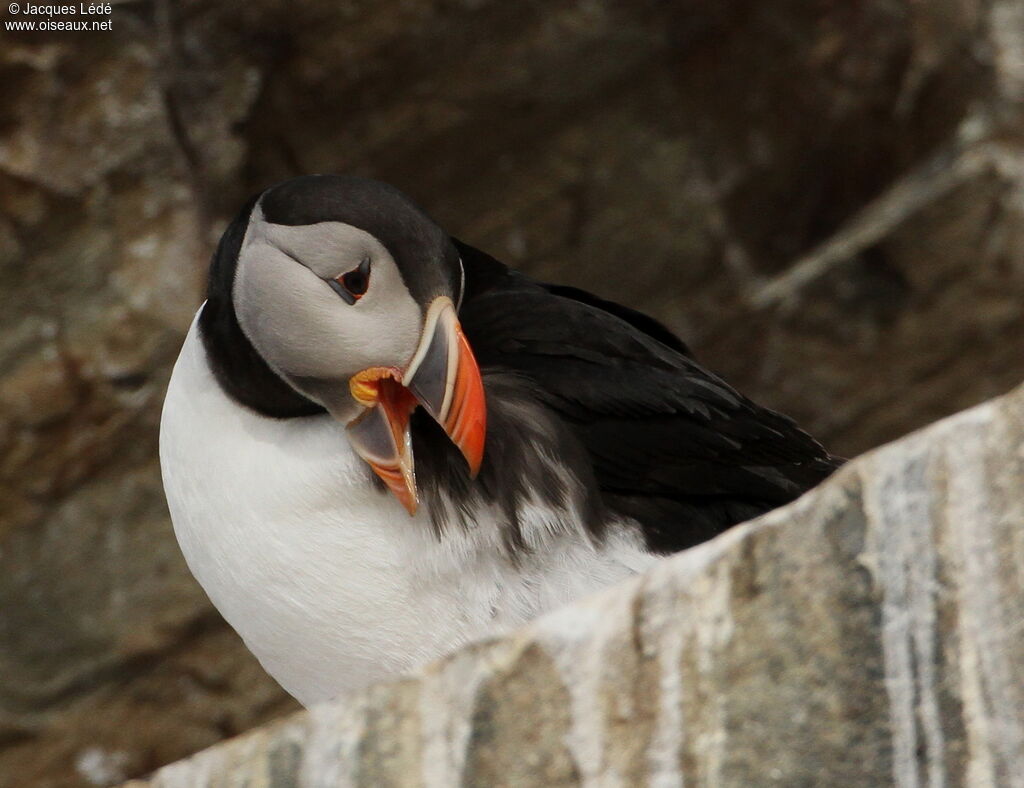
[456, 421, 486, 479]
[393, 483, 419, 516]
[466, 445, 484, 479]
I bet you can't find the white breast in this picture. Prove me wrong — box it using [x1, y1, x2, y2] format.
[159, 310, 656, 705]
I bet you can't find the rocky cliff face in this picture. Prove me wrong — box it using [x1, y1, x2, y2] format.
[126, 381, 1024, 788]
[2, 0, 1023, 785]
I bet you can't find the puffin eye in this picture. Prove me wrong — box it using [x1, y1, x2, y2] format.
[329, 258, 371, 304]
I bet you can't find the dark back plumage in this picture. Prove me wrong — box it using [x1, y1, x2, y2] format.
[451, 241, 841, 553]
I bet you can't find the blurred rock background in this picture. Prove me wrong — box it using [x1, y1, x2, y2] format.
[0, 1, 1022, 785]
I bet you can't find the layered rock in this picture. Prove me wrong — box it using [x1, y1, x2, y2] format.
[126, 380, 1024, 787]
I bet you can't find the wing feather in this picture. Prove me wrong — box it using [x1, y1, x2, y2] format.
[455, 240, 840, 552]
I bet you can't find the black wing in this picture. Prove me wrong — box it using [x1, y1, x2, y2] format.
[455, 240, 841, 553]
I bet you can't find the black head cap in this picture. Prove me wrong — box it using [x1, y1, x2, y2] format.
[260, 174, 462, 305]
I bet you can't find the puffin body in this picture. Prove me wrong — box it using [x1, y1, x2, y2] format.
[160, 175, 838, 705]
[162, 317, 654, 703]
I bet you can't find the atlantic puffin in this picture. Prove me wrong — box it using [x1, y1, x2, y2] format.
[159, 175, 839, 706]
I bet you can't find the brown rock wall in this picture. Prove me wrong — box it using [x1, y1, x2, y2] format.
[2, 1, 1022, 783]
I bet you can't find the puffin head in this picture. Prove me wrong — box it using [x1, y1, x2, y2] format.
[207, 174, 486, 515]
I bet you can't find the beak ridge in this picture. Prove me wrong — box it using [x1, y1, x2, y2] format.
[404, 298, 487, 477]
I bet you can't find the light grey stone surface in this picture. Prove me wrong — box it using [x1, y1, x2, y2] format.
[125, 382, 1024, 788]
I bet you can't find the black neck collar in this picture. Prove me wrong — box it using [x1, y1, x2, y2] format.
[198, 196, 326, 419]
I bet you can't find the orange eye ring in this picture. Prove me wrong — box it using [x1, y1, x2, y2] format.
[329, 257, 371, 304]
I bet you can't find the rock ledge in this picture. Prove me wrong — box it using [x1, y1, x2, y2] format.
[127, 383, 1024, 787]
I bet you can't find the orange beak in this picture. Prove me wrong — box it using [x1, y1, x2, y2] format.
[345, 297, 487, 515]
